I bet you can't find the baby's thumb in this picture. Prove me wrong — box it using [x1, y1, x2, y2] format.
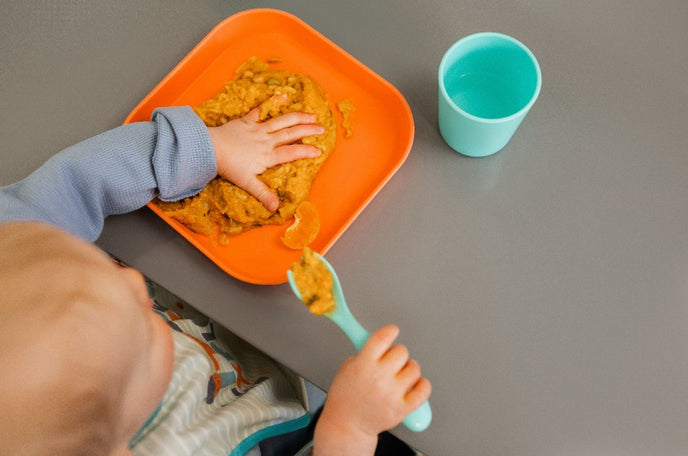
[244, 177, 279, 212]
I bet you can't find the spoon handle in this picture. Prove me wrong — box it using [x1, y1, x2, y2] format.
[329, 309, 370, 351]
[402, 400, 432, 432]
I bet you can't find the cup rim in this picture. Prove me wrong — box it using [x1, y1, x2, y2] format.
[439, 32, 542, 124]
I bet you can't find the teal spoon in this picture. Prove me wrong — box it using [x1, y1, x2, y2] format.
[287, 253, 432, 432]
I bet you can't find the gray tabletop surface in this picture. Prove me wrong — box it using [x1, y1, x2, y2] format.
[2, 1, 688, 454]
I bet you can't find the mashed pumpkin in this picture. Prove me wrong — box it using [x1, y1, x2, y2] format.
[290, 247, 336, 315]
[157, 58, 336, 244]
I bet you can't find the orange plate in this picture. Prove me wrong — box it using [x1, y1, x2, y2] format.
[124, 8, 414, 285]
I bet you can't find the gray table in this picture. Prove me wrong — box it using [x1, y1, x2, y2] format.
[3, 1, 688, 454]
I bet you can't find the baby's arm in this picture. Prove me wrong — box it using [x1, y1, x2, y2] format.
[0, 106, 321, 241]
[312, 325, 432, 456]
[0, 107, 214, 241]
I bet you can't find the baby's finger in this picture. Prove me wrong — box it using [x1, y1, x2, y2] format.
[263, 111, 317, 132]
[405, 377, 432, 411]
[270, 144, 321, 166]
[380, 344, 410, 371]
[269, 124, 325, 147]
[360, 324, 399, 361]
[241, 177, 279, 212]
[243, 107, 261, 123]
[396, 359, 422, 387]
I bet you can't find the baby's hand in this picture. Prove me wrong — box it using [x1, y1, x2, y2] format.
[313, 324, 432, 456]
[207, 108, 324, 211]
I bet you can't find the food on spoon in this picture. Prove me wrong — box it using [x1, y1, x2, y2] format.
[281, 200, 320, 250]
[290, 247, 335, 315]
[156, 57, 336, 244]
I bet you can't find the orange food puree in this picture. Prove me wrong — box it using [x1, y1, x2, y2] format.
[290, 247, 335, 315]
[157, 57, 336, 244]
[336, 98, 356, 138]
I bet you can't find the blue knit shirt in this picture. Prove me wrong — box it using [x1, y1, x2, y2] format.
[0, 106, 216, 241]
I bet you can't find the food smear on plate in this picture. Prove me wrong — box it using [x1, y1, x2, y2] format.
[337, 98, 356, 138]
[157, 57, 336, 244]
[290, 247, 335, 315]
[281, 200, 320, 249]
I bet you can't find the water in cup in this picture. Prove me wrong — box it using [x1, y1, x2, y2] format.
[444, 46, 536, 119]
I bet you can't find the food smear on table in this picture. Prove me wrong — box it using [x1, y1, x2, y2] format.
[290, 247, 335, 315]
[337, 98, 356, 138]
[157, 57, 336, 245]
[281, 200, 320, 249]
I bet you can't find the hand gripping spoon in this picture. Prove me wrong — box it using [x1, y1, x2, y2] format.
[287, 249, 432, 432]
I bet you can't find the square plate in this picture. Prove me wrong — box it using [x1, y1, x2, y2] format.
[124, 8, 414, 284]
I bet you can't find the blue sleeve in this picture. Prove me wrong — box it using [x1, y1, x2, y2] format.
[0, 106, 217, 242]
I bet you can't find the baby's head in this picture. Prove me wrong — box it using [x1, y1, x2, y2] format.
[0, 222, 174, 456]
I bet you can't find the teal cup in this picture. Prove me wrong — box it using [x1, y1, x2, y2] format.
[438, 32, 541, 157]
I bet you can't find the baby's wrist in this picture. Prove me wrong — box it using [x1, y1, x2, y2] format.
[313, 411, 379, 456]
[205, 127, 226, 174]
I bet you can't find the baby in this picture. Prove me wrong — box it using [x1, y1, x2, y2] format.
[0, 106, 431, 456]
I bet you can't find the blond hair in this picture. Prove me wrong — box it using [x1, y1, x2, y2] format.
[0, 223, 130, 455]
